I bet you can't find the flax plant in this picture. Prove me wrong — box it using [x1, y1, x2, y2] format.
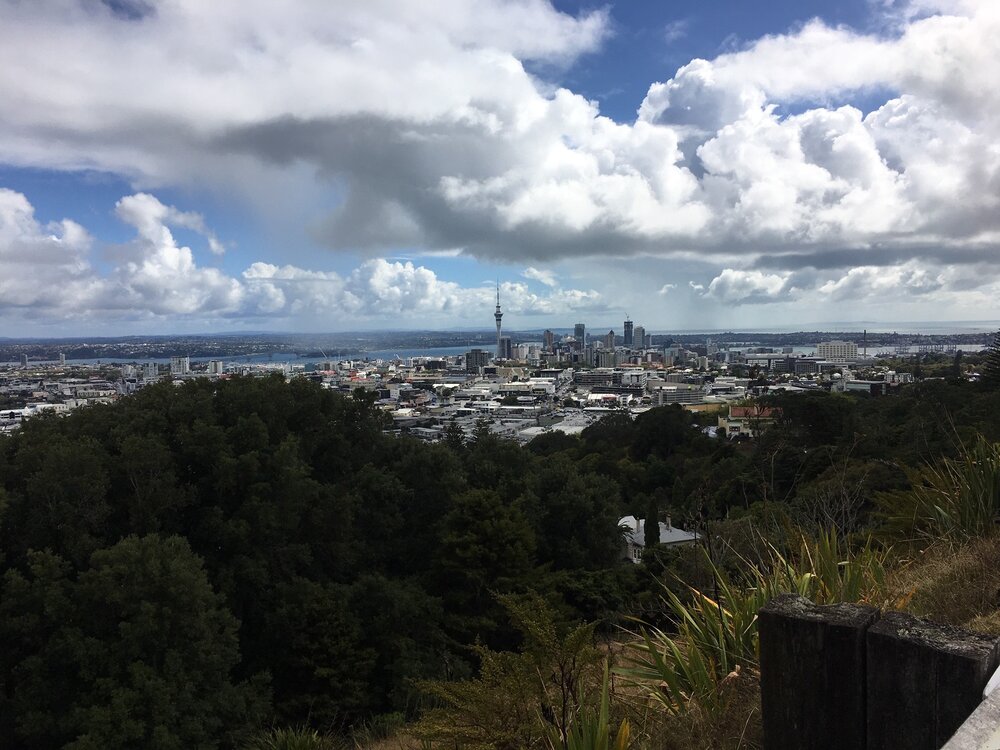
[619, 530, 887, 717]
[545, 663, 631, 750]
[242, 727, 342, 750]
[879, 436, 1000, 543]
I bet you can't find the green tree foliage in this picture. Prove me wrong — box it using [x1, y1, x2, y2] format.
[415, 593, 603, 750]
[1, 373, 999, 743]
[643, 494, 660, 550]
[0, 377, 639, 740]
[433, 489, 537, 640]
[878, 436, 1000, 542]
[951, 350, 964, 379]
[984, 330, 1000, 387]
[0, 535, 265, 749]
[265, 578, 375, 726]
[522, 455, 623, 570]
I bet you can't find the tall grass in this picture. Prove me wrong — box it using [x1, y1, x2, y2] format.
[619, 530, 887, 717]
[241, 727, 340, 750]
[241, 714, 410, 750]
[878, 436, 1000, 543]
[545, 663, 631, 750]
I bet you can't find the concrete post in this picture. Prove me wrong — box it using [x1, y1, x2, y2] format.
[940, 687, 1000, 749]
[760, 593, 879, 750]
[866, 611, 1000, 750]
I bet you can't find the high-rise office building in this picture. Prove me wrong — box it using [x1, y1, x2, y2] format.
[634, 325, 646, 349]
[604, 330, 615, 350]
[624, 319, 633, 348]
[574, 323, 586, 347]
[59, 353, 66, 367]
[543, 329, 555, 352]
[596, 350, 616, 367]
[466, 348, 490, 373]
[207, 360, 225, 375]
[499, 336, 513, 360]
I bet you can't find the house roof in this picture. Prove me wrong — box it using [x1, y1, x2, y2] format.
[618, 516, 699, 547]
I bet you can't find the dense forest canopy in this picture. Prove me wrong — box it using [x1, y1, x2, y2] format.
[2, 374, 999, 747]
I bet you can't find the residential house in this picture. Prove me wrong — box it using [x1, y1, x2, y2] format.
[619, 515, 699, 563]
[719, 404, 779, 438]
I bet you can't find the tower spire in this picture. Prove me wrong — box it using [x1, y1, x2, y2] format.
[494, 280, 504, 360]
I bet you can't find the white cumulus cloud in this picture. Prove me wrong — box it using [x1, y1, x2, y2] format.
[522, 266, 558, 286]
[705, 269, 791, 304]
[0, 0, 999, 328]
[0, 189, 607, 327]
[0, 0, 995, 270]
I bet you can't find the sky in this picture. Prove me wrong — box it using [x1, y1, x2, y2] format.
[1, 0, 999, 336]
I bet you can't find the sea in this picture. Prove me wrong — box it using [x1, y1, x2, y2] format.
[5, 320, 997, 367]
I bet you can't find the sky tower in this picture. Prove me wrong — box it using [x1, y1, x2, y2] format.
[494, 281, 503, 360]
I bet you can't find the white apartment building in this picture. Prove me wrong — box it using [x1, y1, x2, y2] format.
[169, 356, 190, 376]
[816, 340, 858, 361]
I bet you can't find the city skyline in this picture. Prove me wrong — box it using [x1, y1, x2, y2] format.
[1, 1, 999, 336]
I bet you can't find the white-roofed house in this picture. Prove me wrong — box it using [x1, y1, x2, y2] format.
[619, 515, 699, 564]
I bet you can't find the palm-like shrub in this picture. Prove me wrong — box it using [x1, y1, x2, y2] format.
[620, 530, 887, 716]
[242, 726, 340, 750]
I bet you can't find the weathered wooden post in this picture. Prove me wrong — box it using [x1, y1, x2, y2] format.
[866, 612, 1000, 750]
[760, 593, 879, 750]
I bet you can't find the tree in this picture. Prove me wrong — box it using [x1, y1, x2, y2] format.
[432, 489, 536, 639]
[525, 456, 623, 571]
[630, 405, 695, 460]
[8, 435, 112, 566]
[0, 535, 266, 749]
[265, 578, 376, 726]
[414, 593, 601, 750]
[643, 494, 660, 550]
[951, 350, 964, 379]
[444, 420, 466, 450]
[526, 430, 579, 457]
[472, 415, 495, 445]
[983, 331, 1000, 387]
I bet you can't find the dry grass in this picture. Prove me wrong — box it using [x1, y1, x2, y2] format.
[627, 670, 761, 750]
[882, 533, 1000, 633]
[355, 735, 423, 750]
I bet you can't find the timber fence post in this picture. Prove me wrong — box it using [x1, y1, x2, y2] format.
[866, 612, 1000, 750]
[760, 593, 878, 750]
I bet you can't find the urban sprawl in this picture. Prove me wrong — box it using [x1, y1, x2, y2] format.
[3, 295, 978, 441]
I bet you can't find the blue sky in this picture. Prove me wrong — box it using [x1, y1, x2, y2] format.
[548, 0, 880, 121]
[0, 0, 997, 335]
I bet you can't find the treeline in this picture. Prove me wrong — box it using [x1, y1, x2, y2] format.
[2, 374, 1000, 747]
[0, 376, 658, 747]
